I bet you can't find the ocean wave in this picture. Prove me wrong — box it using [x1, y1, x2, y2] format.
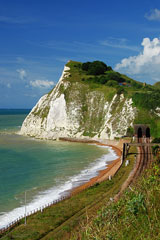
[0, 146, 117, 229]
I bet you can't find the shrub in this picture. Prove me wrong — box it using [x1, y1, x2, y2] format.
[81, 62, 91, 71]
[105, 71, 124, 83]
[98, 76, 108, 84]
[152, 145, 160, 155]
[106, 80, 118, 87]
[82, 61, 108, 75]
[116, 86, 125, 94]
[152, 138, 160, 143]
[132, 81, 143, 89]
[106, 66, 113, 71]
[126, 127, 134, 137]
[126, 193, 146, 216]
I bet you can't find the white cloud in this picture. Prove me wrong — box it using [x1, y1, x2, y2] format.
[115, 38, 160, 82]
[30, 80, 54, 88]
[145, 9, 160, 21]
[16, 69, 27, 80]
[100, 38, 139, 52]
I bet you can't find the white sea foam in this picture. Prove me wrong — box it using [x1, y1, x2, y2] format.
[0, 145, 117, 229]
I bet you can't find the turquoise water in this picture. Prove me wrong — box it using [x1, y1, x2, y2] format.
[0, 109, 117, 228]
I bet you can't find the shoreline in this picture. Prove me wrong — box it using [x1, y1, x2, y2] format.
[0, 138, 122, 231]
[71, 143, 122, 196]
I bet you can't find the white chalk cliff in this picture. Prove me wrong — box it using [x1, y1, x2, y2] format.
[20, 62, 137, 140]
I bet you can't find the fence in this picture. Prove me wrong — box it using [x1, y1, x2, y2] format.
[0, 194, 71, 235]
[0, 157, 122, 236]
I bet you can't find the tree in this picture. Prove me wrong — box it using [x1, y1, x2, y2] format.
[82, 61, 108, 75]
[88, 61, 107, 75]
[105, 71, 124, 83]
[81, 62, 91, 71]
[106, 66, 113, 71]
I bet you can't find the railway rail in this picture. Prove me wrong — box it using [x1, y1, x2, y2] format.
[114, 137, 153, 201]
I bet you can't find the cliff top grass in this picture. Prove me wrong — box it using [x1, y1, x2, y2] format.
[30, 60, 160, 138]
[65, 60, 160, 109]
[64, 60, 160, 138]
[65, 60, 153, 94]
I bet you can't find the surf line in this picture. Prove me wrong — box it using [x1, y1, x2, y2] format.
[0, 139, 122, 232]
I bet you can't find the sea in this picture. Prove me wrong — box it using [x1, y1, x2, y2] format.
[0, 109, 117, 229]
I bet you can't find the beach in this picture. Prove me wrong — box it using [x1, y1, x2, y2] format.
[59, 137, 123, 195]
[0, 131, 120, 229]
[0, 109, 123, 229]
[71, 142, 122, 196]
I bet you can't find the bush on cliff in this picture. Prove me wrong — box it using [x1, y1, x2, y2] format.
[106, 80, 118, 87]
[82, 61, 109, 75]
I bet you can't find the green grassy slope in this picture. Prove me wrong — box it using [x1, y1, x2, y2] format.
[60, 60, 160, 138]
[1, 147, 136, 240]
[31, 60, 160, 138]
[75, 156, 160, 240]
[1, 61, 160, 239]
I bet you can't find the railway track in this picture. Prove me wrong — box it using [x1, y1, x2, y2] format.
[114, 137, 153, 201]
[0, 138, 154, 239]
[130, 137, 153, 181]
[138, 137, 152, 173]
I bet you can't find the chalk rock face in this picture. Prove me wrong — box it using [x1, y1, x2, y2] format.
[20, 62, 137, 140]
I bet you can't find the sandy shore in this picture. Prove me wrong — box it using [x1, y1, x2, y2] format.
[70, 142, 122, 196]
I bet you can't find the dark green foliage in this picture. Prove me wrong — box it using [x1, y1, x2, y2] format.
[126, 192, 146, 216]
[82, 61, 108, 75]
[106, 66, 113, 71]
[152, 145, 159, 155]
[132, 81, 143, 89]
[80, 61, 149, 91]
[126, 127, 134, 137]
[152, 138, 160, 143]
[126, 79, 131, 83]
[105, 71, 124, 83]
[106, 80, 118, 87]
[88, 61, 107, 75]
[81, 61, 127, 86]
[98, 76, 108, 84]
[116, 86, 125, 95]
[81, 62, 91, 71]
[73, 63, 81, 69]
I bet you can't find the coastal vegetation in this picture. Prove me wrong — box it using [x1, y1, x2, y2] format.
[72, 154, 160, 240]
[22, 60, 160, 140]
[1, 146, 136, 240]
[2, 145, 160, 240]
[62, 60, 160, 138]
[2, 60, 160, 239]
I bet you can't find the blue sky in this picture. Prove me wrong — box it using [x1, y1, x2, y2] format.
[1, 0, 160, 108]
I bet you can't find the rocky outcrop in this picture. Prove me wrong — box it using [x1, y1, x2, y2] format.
[20, 63, 137, 140]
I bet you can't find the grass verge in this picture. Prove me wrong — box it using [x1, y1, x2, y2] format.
[1, 146, 136, 240]
[72, 151, 160, 240]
